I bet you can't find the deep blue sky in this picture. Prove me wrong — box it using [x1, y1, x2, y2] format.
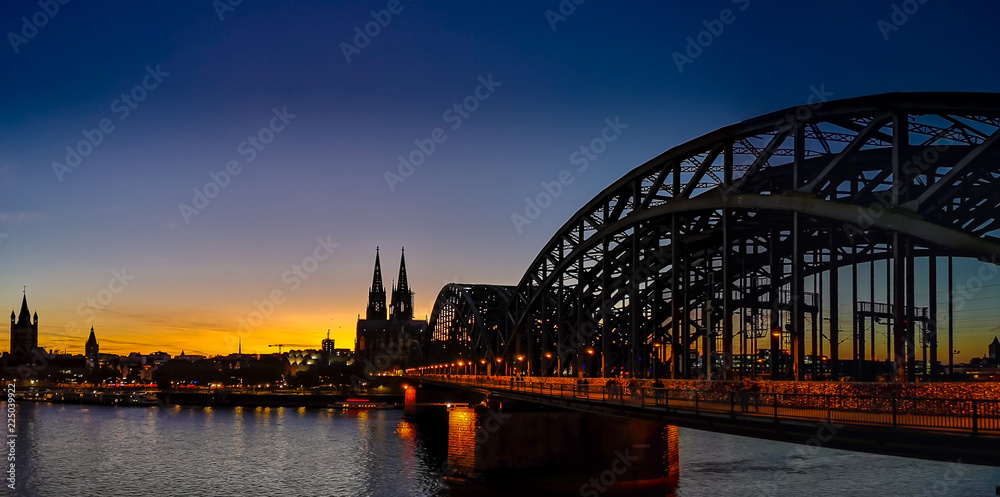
[1, 1, 999, 356]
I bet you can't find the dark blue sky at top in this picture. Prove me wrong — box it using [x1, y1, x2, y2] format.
[1, 0, 1000, 354]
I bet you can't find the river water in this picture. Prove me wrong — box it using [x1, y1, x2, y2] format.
[7, 402, 1000, 496]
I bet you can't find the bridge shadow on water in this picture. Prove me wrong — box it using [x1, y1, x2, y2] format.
[408, 397, 680, 496]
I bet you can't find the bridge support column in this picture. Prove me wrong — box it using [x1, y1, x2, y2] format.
[672, 213, 688, 379]
[722, 207, 733, 381]
[673, 274, 686, 380]
[886, 255, 892, 363]
[852, 245, 861, 380]
[722, 142, 734, 381]
[792, 211, 805, 381]
[703, 297, 713, 381]
[828, 230, 839, 380]
[601, 237, 610, 378]
[769, 227, 781, 380]
[929, 256, 938, 379]
[869, 259, 876, 364]
[702, 250, 714, 381]
[906, 237, 916, 382]
[948, 256, 954, 376]
[630, 225, 640, 379]
[893, 233, 906, 382]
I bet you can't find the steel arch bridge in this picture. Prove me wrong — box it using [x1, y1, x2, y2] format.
[427, 92, 1000, 383]
[426, 284, 515, 371]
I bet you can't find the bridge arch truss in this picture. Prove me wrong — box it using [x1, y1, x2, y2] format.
[498, 93, 1000, 383]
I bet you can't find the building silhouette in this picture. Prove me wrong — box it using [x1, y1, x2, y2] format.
[990, 336, 999, 363]
[355, 247, 426, 368]
[9, 291, 39, 361]
[86, 325, 99, 369]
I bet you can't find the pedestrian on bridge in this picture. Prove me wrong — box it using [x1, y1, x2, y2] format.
[737, 380, 750, 412]
[749, 381, 762, 412]
[652, 378, 665, 406]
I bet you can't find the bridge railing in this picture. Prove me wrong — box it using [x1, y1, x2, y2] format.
[413, 374, 1000, 437]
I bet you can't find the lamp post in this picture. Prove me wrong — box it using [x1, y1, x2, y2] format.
[771, 328, 782, 379]
[585, 347, 595, 378]
[652, 342, 661, 379]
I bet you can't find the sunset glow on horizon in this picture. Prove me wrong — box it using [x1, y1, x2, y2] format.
[3, 2, 1000, 362]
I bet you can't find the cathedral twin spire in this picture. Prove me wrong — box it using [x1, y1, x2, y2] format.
[365, 247, 412, 322]
[391, 248, 413, 321]
[366, 247, 387, 320]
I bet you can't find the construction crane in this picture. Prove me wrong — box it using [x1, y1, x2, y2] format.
[267, 344, 310, 354]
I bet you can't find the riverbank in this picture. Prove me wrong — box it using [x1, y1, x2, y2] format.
[16, 387, 403, 408]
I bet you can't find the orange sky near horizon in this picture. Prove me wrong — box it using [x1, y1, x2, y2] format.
[14, 296, 436, 358]
[9, 289, 998, 364]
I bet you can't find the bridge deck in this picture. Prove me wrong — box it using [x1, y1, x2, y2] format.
[409, 375, 1000, 466]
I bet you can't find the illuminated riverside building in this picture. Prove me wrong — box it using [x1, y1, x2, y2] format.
[322, 332, 335, 355]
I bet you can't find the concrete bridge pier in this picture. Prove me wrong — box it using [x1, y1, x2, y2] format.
[443, 400, 678, 494]
[403, 382, 485, 419]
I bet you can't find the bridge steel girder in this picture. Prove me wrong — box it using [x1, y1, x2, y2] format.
[440, 93, 1000, 382]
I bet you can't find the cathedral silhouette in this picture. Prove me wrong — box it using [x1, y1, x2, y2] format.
[354, 247, 427, 369]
